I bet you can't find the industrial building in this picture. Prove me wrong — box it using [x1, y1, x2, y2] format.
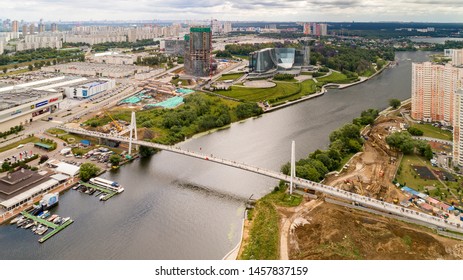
[161, 39, 185, 56]
[184, 27, 212, 77]
[41, 62, 150, 78]
[91, 52, 139, 65]
[0, 89, 62, 132]
[63, 79, 116, 99]
[248, 46, 310, 76]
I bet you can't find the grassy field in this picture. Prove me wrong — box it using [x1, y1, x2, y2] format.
[395, 154, 462, 202]
[239, 186, 302, 260]
[216, 79, 318, 104]
[317, 72, 357, 84]
[0, 136, 40, 153]
[411, 123, 453, 141]
[218, 73, 243, 81]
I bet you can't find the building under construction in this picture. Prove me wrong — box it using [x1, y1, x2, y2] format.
[184, 27, 212, 77]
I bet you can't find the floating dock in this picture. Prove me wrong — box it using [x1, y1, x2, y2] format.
[21, 211, 73, 243]
[79, 181, 118, 201]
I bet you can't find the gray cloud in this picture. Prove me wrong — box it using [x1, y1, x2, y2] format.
[1, 0, 463, 22]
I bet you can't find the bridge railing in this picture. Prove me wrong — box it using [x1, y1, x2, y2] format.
[58, 126, 463, 233]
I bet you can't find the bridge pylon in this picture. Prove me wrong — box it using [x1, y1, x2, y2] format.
[128, 111, 138, 156]
[290, 140, 295, 195]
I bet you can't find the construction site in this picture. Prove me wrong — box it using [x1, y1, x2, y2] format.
[324, 115, 407, 204]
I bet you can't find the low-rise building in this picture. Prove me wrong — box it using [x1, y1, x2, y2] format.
[63, 79, 116, 99]
[41, 62, 150, 78]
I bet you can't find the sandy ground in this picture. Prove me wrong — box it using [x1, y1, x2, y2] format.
[289, 202, 463, 260]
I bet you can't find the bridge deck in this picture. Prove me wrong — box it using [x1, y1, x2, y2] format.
[58, 126, 463, 234]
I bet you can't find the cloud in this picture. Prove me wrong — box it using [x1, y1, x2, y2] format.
[2, 0, 463, 22]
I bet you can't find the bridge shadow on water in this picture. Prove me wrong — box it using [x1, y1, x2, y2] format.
[172, 180, 248, 203]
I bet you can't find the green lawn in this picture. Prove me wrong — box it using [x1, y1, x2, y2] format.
[216, 79, 318, 104]
[411, 123, 453, 141]
[395, 154, 462, 202]
[239, 186, 302, 260]
[218, 73, 243, 81]
[317, 72, 357, 84]
[0, 136, 40, 153]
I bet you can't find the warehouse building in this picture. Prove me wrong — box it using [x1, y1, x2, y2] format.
[63, 79, 116, 99]
[41, 62, 150, 78]
[0, 89, 62, 132]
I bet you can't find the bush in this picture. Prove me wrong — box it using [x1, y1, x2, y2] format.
[407, 127, 424, 136]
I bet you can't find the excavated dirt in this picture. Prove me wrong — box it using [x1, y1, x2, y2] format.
[289, 202, 463, 260]
[324, 115, 407, 203]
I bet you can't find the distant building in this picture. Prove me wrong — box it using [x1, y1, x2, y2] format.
[223, 22, 232, 34]
[22, 24, 27, 37]
[15, 34, 62, 51]
[128, 28, 137, 43]
[453, 89, 463, 166]
[0, 41, 3, 55]
[184, 27, 212, 77]
[38, 22, 45, 33]
[162, 39, 185, 56]
[451, 49, 463, 67]
[303, 23, 311, 35]
[29, 24, 35, 35]
[51, 23, 58, 32]
[11, 20, 18, 33]
[248, 46, 310, 75]
[411, 62, 463, 125]
[91, 52, 138, 65]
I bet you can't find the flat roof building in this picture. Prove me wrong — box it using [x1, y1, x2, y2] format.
[41, 62, 150, 78]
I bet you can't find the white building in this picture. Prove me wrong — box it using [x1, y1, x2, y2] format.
[451, 49, 463, 67]
[91, 52, 138, 65]
[42, 62, 150, 78]
[64, 79, 116, 99]
[0, 89, 63, 132]
[15, 34, 62, 51]
[454, 89, 463, 166]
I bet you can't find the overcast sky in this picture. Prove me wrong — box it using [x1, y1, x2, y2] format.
[2, 0, 463, 22]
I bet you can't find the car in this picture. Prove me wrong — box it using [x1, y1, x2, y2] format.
[16, 144, 24, 149]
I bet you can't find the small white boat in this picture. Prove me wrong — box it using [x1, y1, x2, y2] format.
[10, 215, 23, 224]
[37, 226, 48, 235]
[52, 216, 61, 223]
[72, 185, 79, 190]
[62, 217, 71, 224]
[47, 214, 58, 222]
[24, 222, 34, 229]
[99, 194, 106, 201]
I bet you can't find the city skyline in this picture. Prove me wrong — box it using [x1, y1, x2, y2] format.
[2, 0, 463, 22]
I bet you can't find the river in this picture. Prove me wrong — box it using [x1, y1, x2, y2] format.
[0, 51, 433, 259]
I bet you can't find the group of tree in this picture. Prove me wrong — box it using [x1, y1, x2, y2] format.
[136, 54, 169, 67]
[310, 41, 394, 76]
[79, 163, 101, 182]
[0, 125, 23, 139]
[281, 113, 367, 182]
[215, 50, 233, 58]
[92, 39, 159, 52]
[352, 109, 379, 126]
[0, 47, 84, 66]
[386, 131, 433, 159]
[389, 98, 401, 109]
[224, 41, 302, 56]
[273, 73, 295, 81]
[0, 154, 39, 173]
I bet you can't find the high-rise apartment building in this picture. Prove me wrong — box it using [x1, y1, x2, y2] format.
[12, 20, 19, 32]
[303, 23, 311, 35]
[411, 62, 463, 125]
[452, 49, 463, 67]
[22, 24, 28, 37]
[51, 23, 58, 32]
[453, 89, 463, 166]
[38, 23, 45, 33]
[184, 27, 211, 77]
[223, 22, 232, 34]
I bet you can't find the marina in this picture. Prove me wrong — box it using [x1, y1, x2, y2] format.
[20, 211, 73, 243]
[77, 178, 122, 201]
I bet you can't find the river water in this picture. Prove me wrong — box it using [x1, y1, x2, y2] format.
[0, 51, 433, 259]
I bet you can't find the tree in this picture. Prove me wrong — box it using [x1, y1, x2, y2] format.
[2, 68, 7, 74]
[407, 127, 424, 136]
[389, 98, 401, 109]
[28, 64, 33, 71]
[39, 155, 49, 164]
[139, 145, 157, 158]
[79, 163, 100, 182]
[109, 154, 122, 167]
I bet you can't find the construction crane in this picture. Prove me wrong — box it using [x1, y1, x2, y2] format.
[104, 110, 123, 132]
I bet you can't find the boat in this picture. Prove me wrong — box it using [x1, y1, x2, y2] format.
[39, 210, 49, 218]
[47, 214, 58, 222]
[39, 193, 59, 210]
[24, 221, 34, 229]
[54, 217, 62, 224]
[41, 212, 51, 219]
[16, 218, 27, 227]
[72, 185, 79, 190]
[94, 191, 101, 196]
[90, 177, 124, 193]
[61, 217, 71, 224]
[32, 226, 38, 233]
[10, 215, 23, 225]
[37, 226, 48, 235]
[52, 216, 61, 223]
[20, 219, 31, 228]
[99, 194, 106, 201]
